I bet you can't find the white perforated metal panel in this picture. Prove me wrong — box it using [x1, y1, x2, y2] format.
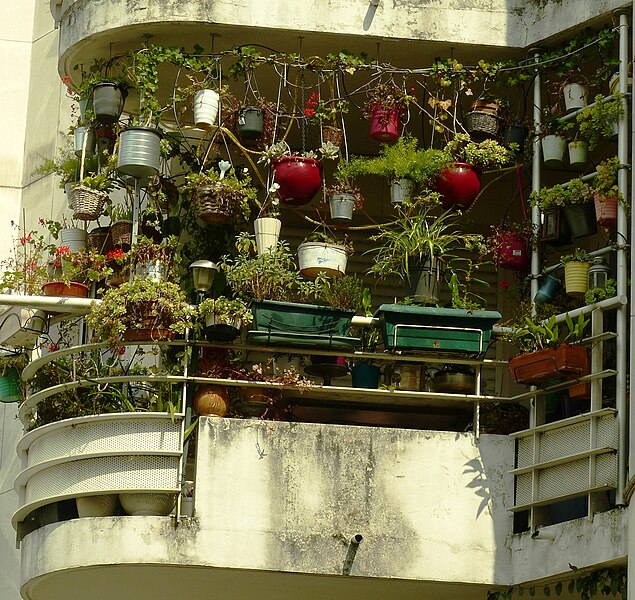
[516, 437, 533, 469]
[515, 472, 532, 506]
[538, 458, 588, 500]
[24, 455, 180, 505]
[596, 453, 618, 487]
[539, 421, 589, 463]
[26, 417, 181, 468]
[597, 414, 619, 448]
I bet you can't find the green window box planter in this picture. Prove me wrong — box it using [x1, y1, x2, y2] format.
[375, 304, 501, 355]
[247, 300, 357, 350]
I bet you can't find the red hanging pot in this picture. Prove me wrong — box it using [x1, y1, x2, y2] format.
[272, 156, 322, 206]
[495, 231, 530, 271]
[594, 192, 618, 228]
[437, 163, 482, 210]
[369, 106, 401, 142]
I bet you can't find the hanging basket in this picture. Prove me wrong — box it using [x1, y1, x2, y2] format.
[541, 135, 567, 168]
[272, 156, 322, 206]
[562, 203, 597, 238]
[501, 123, 528, 152]
[437, 163, 482, 210]
[194, 89, 220, 128]
[254, 217, 282, 255]
[88, 227, 112, 253]
[328, 194, 355, 221]
[194, 182, 241, 224]
[494, 231, 530, 271]
[561, 82, 588, 113]
[568, 141, 588, 169]
[71, 185, 108, 221]
[594, 192, 619, 228]
[369, 107, 400, 142]
[110, 220, 133, 249]
[322, 126, 344, 148]
[297, 242, 348, 279]
[465, 111, 499, 139]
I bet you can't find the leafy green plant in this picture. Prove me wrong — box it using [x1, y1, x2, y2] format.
[86, 276, 194, 347]
[530, 177, 593, 210]
[362, 81, 415, 121]
[443, 133, 515, 170]
[576, 93, 624, 150]
[585, 278, 617, 305]
[198, 296, 253, 327]
[560, 248, 589, 264]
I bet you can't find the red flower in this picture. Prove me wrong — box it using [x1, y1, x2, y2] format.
[49, 342, 59, 353]
[499, 280, 510, 290]
[304, 108, 315, 117]
[20, 234, 32, 246]
[56, 245, 71, 257]
[106, 248, 124, 261]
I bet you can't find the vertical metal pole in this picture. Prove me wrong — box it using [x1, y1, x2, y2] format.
[617, 10, 629, 505]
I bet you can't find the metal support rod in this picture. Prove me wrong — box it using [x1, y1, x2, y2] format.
[530, 50, 542, 315]
[617, 9, 630, 506]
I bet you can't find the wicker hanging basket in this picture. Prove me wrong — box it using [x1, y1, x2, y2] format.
[71, 185, 108, 221]
[110, 220, 134, 249]
[194, 183, 241, 224]
[465, 110, 499, 138]
[87, 227, 113, 253]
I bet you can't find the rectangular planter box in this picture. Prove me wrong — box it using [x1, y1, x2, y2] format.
[509, 344, 588, 385]
[375, 305, 501, 354]
[248, 300, 357, 350]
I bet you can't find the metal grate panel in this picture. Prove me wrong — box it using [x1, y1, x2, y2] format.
[539, 421, 589, 463]
[597, 414, 619, 448]
[538, 458, 588, 500]
[596, 453, 618, 487]
[516, 437, 533, 469]
[24, 455, 180, 505]
[515, 472, 533, 506]
[27, 418, 181, 468]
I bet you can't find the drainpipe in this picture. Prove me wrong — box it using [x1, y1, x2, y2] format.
[342, 534, 363, 575]
[617, 8, 630, 506]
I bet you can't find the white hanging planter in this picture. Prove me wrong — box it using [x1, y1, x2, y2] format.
[254, 217, 281, 255]
[76, 494, 119, 517]
[194, 89, 220, 128]
[562, 82, 588, 113]
[119, 492, 176, 516]
[568, 141, 588, 169]
[74, 126, 95, 157]
[59, 227, 87, 253]
[541, 135, 567, 168]
[390, 178, 413, 204]
[298, 242, 348, 279]
[328, 194, 355, 221]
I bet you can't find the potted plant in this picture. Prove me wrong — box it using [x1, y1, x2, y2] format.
[220, 234, 357, 351]
[42, 246, 106, 298]
[559, 71, 589, 113]
[343, 135, 450, 205]
[485, 220, 536, 271]
[508, 313, 589, 385]
[530, 178, 596, 238]
[576, 93, 624, 151]
[437, 133, 515, 209]
[465, 96, 507, 140]
[130, 235, 180, 282]
[304, 90, 349, 148]
[183, 166, 255, 225]
[362, 82, 414, 142]
[86, 276, 194, 346]
[297, 231, 350, 279]
[539, 111, 574, 168]
[253, 183, 282, 255]
[561, 248, 590, 298]
[324, 179, 363, 222]
[106, 201, 135, 249]
[585, 277, 616, 305]
[592, 156, 624, 228]
[0, 352, 27, 403]
[198, 296, 253, 342]
[259, 141, 338, 206]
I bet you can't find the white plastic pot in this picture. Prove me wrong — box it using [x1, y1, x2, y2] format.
[562, 82, 588, 113]
[297, 242, 348, 279]
[254, 217, 281, 255]
[541, 135, 567, 168]
[194, 89, 220, 128]
[568, 141, 588, 169]
[328, 194, 355, 221]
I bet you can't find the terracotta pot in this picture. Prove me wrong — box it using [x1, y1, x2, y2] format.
[369, 106, 400, 142]
[594, 192, 618, 228]
[437, 163, 482, 210]
[272, 156, 322, 206]
[194, 385, 229, 417]
[122, 328, 175, 342]
[509, 344, 588, 385]
[41, 281, 90, 298]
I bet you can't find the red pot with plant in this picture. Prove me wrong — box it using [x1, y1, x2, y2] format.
[486, 221, 535, 271]
[272, 156, 323, 206]
[369, 106, 401, 142]
[436, 163, 482, 210]
[363, 83, 413, 143]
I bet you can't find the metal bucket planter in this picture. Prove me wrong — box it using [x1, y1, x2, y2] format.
[375, 304, 501, 355]
[298, 242, 348, 279]
[59, 227, 87, 253]
[594, 192, 618, 228]
[564, 260, 590, 297]
[117, 126, 161, 179]
[254, 217, 281, 255]
[562, 203, 597, 238]
[390, 178, 413, 204]
[74, 126, 96, 157]
[236, 106, 263, 140]
[533, 274, 560, 304]
[328, 194, 355, 220]
[437, 163, 481, 210]
[568, 141, 588, 169]
[272, 156, 322, 206]
[501, 123, 528, 152]
[369, 106, 400, 142]
[194, 89, 220, 128]
[92, 83, 126, 125]
[562, 82, 588, 113]
[541, 135, 567, 168]
[509, 344, 588, 385]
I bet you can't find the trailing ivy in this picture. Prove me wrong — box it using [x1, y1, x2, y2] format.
[487, 566, 626, 600]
